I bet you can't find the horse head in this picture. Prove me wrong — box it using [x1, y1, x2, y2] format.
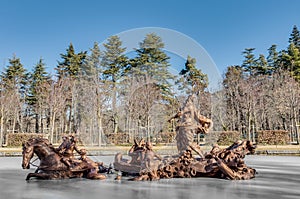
[22, 139, 35, 169]
[22, 137, 51, 169]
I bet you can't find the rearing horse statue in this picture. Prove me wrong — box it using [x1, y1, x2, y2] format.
[22, 137, 106, 180]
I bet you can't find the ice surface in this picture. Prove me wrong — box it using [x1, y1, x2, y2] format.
[1, 155, 300, 199]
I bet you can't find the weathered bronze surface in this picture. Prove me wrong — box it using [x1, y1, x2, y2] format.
[114, 138, 256, 181]
[114, 94, 256, 181]
[22, 136, 108, 180]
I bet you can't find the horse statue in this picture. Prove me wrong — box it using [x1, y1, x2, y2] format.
[22, 137, 106, 180]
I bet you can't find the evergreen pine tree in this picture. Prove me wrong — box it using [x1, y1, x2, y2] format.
[80, 42, 102, 81]
[2, 54, 28, 93]
[241, 48, 257, 76]
[256, 54, 270, 75]
[101, 35, 128, 134]
[56, 43, 86, 78]
[289, 25, 300, 50]
[81, 42, 102, 79]
[102, 36, 128, 82]
[267, 44, 279, 72]
[177, 55, 208, 95]
[55, 43, 86, 133]
[280, 43, 300, 81]
[1, 54, 28, 133]
[27, 58, 50, 105]
[130, 33, 175, 98]
[27, 58, 50, 133]
[80, 42, 105, 145]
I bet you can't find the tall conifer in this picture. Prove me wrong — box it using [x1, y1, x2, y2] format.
[289, 25, 300, 50]
[101, 35, 128, 134]
[130, 33, 175, 99]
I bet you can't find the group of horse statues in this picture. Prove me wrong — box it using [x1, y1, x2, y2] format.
[22, 94, 257, 181]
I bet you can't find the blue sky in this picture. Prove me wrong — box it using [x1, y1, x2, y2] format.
[1, 0, 300, 79]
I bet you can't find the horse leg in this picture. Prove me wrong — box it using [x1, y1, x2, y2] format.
[34, 168, 40, 173]
[86, 172, 106, 180]
[26, 172, 56, 181]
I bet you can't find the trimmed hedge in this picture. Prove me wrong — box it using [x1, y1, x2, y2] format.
[156, 132, 176, 143]
[105, 133, 130, 144]
[217, 131, 241, 146]
[256, 130, 289, 145]
[5, 133, 48, 147]
[104, 132, 176, 145]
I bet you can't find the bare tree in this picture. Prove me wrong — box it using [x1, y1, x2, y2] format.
[45, 78, 69, 143]
[121, 76, 167, 141]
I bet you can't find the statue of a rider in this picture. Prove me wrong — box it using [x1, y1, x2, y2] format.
[56, 135, 82, 169]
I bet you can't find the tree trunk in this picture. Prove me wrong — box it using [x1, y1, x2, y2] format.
[35, 113, 39, 133]
[247, 108, 251, 141]
[293, 107, 299, 144]
[97, 106, 103, 146]
[50, 112, 56, 143]
[12, 113, 16, 133]
[112, 79, 118, 134]
[0, 107, 3, 147]
[68, 105, 72, 134]
[128, 114, 133, 143]
[98, 117, 103, 146]
[113, 114, 118, 134]
[39, 109, 43, 134]
[147, 115, 150, 141]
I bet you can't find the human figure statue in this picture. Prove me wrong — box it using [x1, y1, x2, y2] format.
[169, 94, 212, 158]
[134, 141, 163, 181]
[79, 149, 106, 179]
[56, 135, 69, 153]
[128, 138, 146, 165]
[142, 141, 162, 170]
[56, 135, 82, 168]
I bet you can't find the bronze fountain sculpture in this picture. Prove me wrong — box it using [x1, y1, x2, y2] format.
[22, 94, 256, 181]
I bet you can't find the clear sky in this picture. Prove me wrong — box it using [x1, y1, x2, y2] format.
[1, 0, 300, 78]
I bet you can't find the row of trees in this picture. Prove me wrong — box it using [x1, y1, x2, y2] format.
[0, 33, 208, 146]
[213, 25, 300, 143]
[1, 25, 300, 146]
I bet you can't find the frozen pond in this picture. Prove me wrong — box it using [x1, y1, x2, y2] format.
[1, 155, 300, 199]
